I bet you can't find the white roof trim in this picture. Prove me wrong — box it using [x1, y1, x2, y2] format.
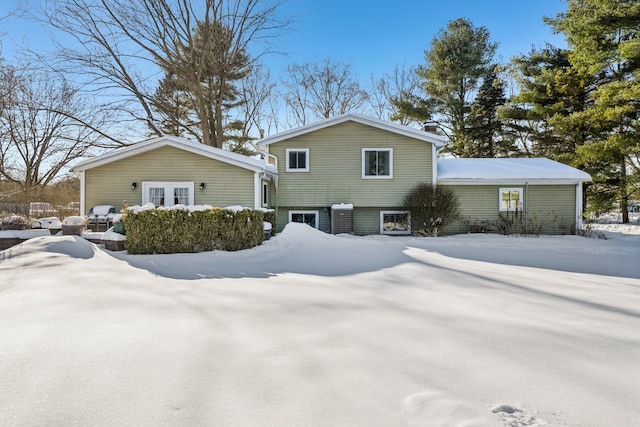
[438, 179, 586, 186]
[71, 135, 275, 174]
[256, 114, 446, 148]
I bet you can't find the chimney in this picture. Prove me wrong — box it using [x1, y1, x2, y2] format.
[422, 120, 438, 133]
[259, 128, 265, 139]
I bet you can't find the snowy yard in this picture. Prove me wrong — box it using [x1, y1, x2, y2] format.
[0, 222, 639, 426]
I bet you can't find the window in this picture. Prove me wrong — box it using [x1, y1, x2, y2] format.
[289, 210, 318, 228]
[362, 148, 393, 178]
[380, 211, 410, 235]
[499, 188, 523, 211]
[142, 182, 194, 206]
[262, 181, 269, 207]
[286, 148, 309, 172]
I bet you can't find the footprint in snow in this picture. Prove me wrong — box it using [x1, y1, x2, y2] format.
[402, 392, 549, 427]
[402, 391, 494, 427]
[491, 403, 548, 426]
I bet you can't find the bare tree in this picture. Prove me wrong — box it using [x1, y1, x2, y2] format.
[282, 58, 369, 126]
[368, 63, 422, 126]
[0, 68, 110, 200]
[239, 63, 278, 138]
[41, 0, 291, 147]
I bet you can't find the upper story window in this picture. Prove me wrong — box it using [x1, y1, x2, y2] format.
[499, 187, 523, 211]
[362, 148, 393, 179]
[286, 148, 309, 172]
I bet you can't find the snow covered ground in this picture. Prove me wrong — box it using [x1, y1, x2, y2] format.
[0, 220, 639, 426]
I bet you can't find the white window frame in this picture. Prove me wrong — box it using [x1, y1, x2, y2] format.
[288, 210, 319, 228]
[142, 182, 195, 207]
[362, 148, 393, 179]
[261, 181, 269, 207]
[380, 210, 411, 235]
[499, 187, 523, 212]
[286, 148, 309, 172]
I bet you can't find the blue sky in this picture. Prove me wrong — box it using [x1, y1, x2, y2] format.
[268, 0, 568, 78]
[1, 0, 568, 80]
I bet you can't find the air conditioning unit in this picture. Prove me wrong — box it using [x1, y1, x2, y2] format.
[331, 203, 353, 234]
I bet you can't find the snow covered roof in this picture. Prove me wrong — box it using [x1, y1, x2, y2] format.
[437, 158, 591, 184]
[256, 114, 446, 149]
[71, 135, 276, 174]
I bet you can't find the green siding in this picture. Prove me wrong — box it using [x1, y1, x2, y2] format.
[274, 206, 406, 235]
[268, 121, 434, 208]
[84, 146, 256, 214]
[443, 184, 578, 235]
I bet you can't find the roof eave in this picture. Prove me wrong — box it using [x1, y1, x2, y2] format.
[256, 113, 446, 148]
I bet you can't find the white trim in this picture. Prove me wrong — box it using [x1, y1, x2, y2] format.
[380, 210, 411, 235]
[285, 148, 309, 172]
[438, 179, 585, 186]
[499, 187, 523, 212]
[79, 171, 86, 215]
[253, 173, 261, 209]
[362, 148, 393, 179]
[288, 210, 319, 228]
[142, 181, 194, 206]
[432, 145, 437, 184]
[256, 114, 446, 149]
[576, 182, 583, 232]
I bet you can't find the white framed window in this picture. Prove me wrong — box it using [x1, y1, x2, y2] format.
[286, 148, 309, 172]
[289, 210, 319, 228]
[380, 211, 411, 235]
[499, 188, 523, 212]
[261, 181, 269, 207]
[142, 182, 194, 207]
[362, 148, 393, 179]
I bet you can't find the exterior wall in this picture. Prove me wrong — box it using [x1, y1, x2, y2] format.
[443, 184, 578, 235]
[268, 121, 434, 233]
[274, 206, 406, 235]
[268, 121, 434, 207]
[84, 146, 256, 214]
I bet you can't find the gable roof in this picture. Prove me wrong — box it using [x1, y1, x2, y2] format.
[256, 114, 447, 148]
[437, 158, 592, 184]
[71, 135, 275, 174]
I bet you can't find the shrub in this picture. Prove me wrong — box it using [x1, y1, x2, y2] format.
[123, 207, 264, 254]
[403, 183, 460, 237]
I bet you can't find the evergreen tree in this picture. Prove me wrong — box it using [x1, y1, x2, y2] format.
[547, 0, 640, 221]
[152, 20, 252, 151]
[393, 18, 498, 157]
[502, 46, 594, 164]
[468, 68, 508, 157]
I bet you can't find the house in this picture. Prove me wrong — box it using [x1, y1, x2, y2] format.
[257, 114, 590, 235]
[257, 114, 446, 235]
[73, 114, 591, 236]
[71, 135, 277, 216]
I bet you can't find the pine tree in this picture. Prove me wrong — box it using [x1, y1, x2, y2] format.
[547, 0, 640, 221]
[392, 18, 498, 157]
[468, 68, 508, 157]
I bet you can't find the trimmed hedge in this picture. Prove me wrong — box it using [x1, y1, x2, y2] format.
[123, 207, 264, 254]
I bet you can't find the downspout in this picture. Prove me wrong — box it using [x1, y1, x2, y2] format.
[524, 182, 529, 237]
[253, 172, 261, 210]
[576, 181, 583, 233]
[79, 171, 86, 216]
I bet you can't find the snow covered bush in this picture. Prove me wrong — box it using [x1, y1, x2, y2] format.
[123, 206, 264, 254]
[403, 184, 460, 237]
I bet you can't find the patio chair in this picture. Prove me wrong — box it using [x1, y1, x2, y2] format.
[87, 205, 117, 232]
